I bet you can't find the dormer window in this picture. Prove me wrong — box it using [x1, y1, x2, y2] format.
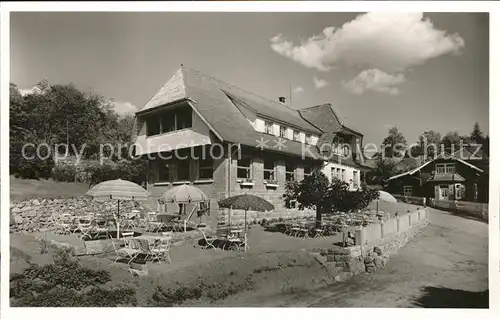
[265, 121, 274, 135]
[280, 126, 287, 138]
[436, 163, 455, 174]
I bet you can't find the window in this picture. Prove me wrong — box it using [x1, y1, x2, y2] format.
[161, 114, 175, 133]
[305, 134, 312, 144]
[436, 163, 455, 174]
[280, 126, 287, 138]
[147, 116, 161, 136]
[404, 186, 412, 197]
[147, 107, 192, 136]
[158, 162, 170, 182]
[237, 158, 252, 179]
[177, 160, 190, 181]
[341, 169, 346, 182]
[263, 160, 275, 180]
[353, 171, 359, 187]
[285, 162, 296, 181]
[331, 167, 340, 180]
[293, 130, 300, 141]
[265, 121, 274, 135]
[343, 144, 350, 157]
[198, 157, 213, 180]
[333, 136, 344, 155]
[440, 184, 449, 197]
[304, 166, 312, 178]
[176, 107, 192, 130]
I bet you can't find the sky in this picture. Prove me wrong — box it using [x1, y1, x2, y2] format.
[10, 12, 489, 145]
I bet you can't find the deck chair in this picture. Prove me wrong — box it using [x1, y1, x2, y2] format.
[74, 217, 94, 240]
[200, 230, 217, 250]
[133, 238, 162, 263]
[151, 238, 172, 264]
[111, 238, 140, 265]
[313, 223, 326, 238]
[54, 216, 74, 235]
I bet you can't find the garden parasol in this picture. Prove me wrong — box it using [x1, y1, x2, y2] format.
[86, 179, 151, 239]
[161, 184, 209, 231]
[218, 194, 274, 252]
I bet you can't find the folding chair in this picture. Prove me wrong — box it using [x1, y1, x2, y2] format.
[54, 216, 73, 235]
[74, 217, 94, 240]
[151, 238, 172, 264]
[200, 230, 217, 250]
[313, 223, 326, 238]
[111, 238, 140, 265]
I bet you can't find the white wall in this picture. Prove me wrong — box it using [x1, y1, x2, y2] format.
[255, 118, 265, 132]
[322, 161, 361, 190]
[134, 108, 212, 155]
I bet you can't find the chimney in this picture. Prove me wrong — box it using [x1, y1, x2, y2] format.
[278, 96, 286, 104]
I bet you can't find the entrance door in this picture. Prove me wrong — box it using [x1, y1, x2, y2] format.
[434, 185, 441, 200]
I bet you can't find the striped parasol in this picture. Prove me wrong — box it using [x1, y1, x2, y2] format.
[218, 194, 274, 252]
[162, 184, 209, 203]
[86, 179, 150, 238]
[86, 179, 150, 201]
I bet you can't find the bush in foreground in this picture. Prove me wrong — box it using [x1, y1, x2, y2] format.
[10, 247, 137, 307]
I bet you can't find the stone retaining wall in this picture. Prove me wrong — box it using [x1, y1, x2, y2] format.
[10, 198, 146, 233]
[311, 208, 429, 282]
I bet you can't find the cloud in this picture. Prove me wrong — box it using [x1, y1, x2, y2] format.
[313, 76, 328, 89]
[112, 101, 138, 115]
[292, 86, 304, 93]
[342, 69, 406, 96]
[270, 12, 464, 73]
[19, 86, 42, 96]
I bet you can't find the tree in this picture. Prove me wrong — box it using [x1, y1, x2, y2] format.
[470, 122, 485, 145]
[283, 170, 379, 229]
[373, 158, 398, 185]
[414, 130, 442, 159]
[381, 127, 407, 158]
[283, 170, 331, 228]
[441, 131, 463, 155]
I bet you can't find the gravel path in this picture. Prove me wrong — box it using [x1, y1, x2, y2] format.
[222, 208, 489, 307]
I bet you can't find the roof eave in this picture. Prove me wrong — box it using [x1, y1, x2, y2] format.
[135, 98, 188, 116]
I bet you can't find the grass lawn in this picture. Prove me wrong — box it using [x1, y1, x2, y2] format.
[10, 175, 90, 201]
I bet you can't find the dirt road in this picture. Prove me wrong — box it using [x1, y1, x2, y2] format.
[225, 208, 489, 307]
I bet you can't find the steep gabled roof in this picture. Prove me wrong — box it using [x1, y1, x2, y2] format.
[136, 66, 322, 158]
[299, 103, 363, 136]
[388, 153, 484, 180]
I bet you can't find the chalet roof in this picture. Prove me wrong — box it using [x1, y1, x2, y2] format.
[388, 153, 484, 181]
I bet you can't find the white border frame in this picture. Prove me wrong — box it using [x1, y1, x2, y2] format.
[1, 2, 499, 318]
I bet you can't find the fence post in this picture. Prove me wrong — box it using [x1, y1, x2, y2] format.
[408, 210, 411, 226]
[417, 207, 421, 221]
[380, 222, 384, 238]
[355, 227, 365, 246]
[396, 212, 400, 232]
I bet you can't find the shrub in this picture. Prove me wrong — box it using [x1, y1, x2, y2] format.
[10, 247, 136, 307]
[10, 136, 54, 180]
[87, 159, 146, 187]
[52, 164, 77, 182]
[151, 275, 254, 306]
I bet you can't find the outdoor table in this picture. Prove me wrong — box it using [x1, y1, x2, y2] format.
[137, 234, 172, 245]
[228, 229, 243, 237]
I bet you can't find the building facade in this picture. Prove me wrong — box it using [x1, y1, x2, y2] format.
[133, 66, 366, 225]
[387, 152, 487, 202]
